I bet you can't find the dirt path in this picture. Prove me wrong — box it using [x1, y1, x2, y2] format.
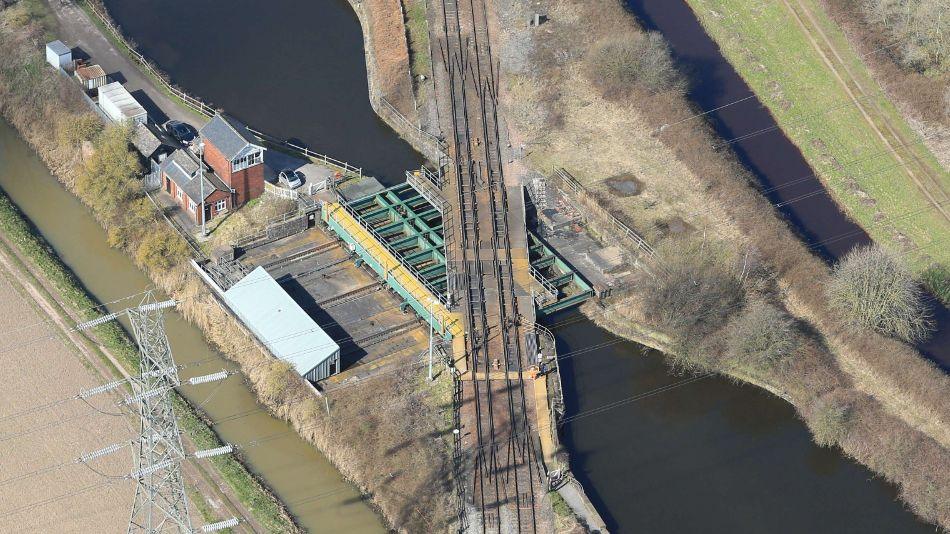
[50, 0, 204, 126]
[0, 240, 262, 532]
[781, 0, 950, 223]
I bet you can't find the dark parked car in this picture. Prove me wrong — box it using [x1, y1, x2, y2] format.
[163, 120, 197, 145]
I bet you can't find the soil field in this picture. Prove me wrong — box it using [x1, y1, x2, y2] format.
[0, 267, 134, 533]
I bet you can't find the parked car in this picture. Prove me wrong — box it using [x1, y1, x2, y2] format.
[278, 169, 304, 189]
[163, 120, 197, 145]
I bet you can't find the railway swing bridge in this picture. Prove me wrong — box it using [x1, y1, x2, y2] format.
[319, 0, 594, 530]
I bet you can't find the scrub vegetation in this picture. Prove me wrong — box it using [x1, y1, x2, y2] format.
[0, 3, 455, 531]
[498, 0, 950, 528]
[827, 244, 933, 342]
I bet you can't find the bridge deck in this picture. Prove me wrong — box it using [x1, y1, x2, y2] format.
[432, 0, 549, 530]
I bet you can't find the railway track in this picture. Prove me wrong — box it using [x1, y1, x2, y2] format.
[435, 0, 543, 531]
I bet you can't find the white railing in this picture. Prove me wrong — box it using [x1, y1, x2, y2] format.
[264, 181, 299, 201]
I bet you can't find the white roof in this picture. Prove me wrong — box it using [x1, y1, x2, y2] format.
[46, 40, 70, 55]
[223, 267, 339, 375]
[97, 81, 146, 120]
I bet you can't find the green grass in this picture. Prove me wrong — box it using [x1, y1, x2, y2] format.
[684, 0, 950, 275]
[403, 0, 431, 78]
[549, 491, 572, 518]
[0, 191, 294, 532]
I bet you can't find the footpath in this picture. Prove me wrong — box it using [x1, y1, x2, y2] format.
[51, 0, 204, 125]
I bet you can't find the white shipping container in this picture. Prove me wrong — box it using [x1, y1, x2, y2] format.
[97, 82, 147, 124]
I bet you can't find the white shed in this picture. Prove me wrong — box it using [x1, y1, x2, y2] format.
[45, 40, 72, 71]
[224, 267, 342, 382]
[97, 82, 147, 124]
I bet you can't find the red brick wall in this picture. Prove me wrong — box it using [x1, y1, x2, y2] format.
[203, 141, 231, 182]
[229, 163, 264, 207]
[163, 174, 230, 224]
[202, 140, 263, 208]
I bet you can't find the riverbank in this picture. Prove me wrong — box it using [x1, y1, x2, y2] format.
[1, 3, 456, 530]
[0, 188, 292, 532]
[494, 0, 949, 529]
[682, 0, 949, 291]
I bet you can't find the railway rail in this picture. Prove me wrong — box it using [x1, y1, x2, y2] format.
[435, 0, 544, 530]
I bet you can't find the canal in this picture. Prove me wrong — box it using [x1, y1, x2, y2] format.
[21, 0, 940, 532]
[622, 0, 950, 366]
[101, 0, 423, 182]
[0, 120, 384, 532]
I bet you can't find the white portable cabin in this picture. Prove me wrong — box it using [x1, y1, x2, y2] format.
[97, 82, 147, 124]
[45, 40, 72, 71]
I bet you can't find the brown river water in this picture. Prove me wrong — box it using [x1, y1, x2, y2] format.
[0, 119, 384, 532]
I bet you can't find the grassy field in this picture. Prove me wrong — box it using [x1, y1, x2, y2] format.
[685, 0, 950, 275]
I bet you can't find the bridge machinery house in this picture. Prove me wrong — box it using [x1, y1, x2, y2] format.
[198, 114, 266, 208]
[159, 149, 231, 225]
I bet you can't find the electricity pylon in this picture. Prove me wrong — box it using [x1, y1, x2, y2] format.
[126, 295, 192, 533]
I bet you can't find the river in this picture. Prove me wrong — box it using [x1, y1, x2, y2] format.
[17, 0, 939, 532]
[101, 0, 422, 182]
[0, 120, 384, 532]
[623, 0, 950, 366]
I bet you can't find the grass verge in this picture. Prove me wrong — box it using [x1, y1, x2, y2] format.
[684, 0, 949, 273]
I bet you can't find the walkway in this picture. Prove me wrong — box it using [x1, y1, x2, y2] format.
[51, 1, 204, 126]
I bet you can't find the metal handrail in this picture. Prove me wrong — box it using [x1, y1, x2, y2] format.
[332, 195, 448, 305]
[406, 171, 448, 214]
[553, 168, 656, 257]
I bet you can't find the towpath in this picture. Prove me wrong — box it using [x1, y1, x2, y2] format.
[50, 0, 204, 126]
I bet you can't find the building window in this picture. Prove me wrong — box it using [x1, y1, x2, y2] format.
[215, 199, 226, 212]
[176, 189, 183, 201]
[231, 149, 262, 172]
[188, 199, 196, 213]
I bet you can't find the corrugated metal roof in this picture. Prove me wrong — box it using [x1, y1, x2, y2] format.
[224, 267, 339, 376]
[76, 64, 107, 81]
[97, 82, 146, 120]
[199, 113, 262, 160]
[46, 40, 70, 55]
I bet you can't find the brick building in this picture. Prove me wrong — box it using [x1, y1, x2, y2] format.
[198, 114, 266, 208]
[159, 149, 231, 225]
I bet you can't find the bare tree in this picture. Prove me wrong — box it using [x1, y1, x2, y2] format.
[585, 31, 686, 98]
[862, 0, 949, 74]
[826, 244, 933, 343]
[640, 237, 744, 358]
[726, 300, 799, 373]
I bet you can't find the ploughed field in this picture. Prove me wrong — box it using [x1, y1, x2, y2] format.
[0, 269, 132, 533]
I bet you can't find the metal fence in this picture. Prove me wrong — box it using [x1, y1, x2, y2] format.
[551, 168, 656, 258]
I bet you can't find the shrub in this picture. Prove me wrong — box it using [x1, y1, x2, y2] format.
[826, 244, 933, 342]
[585, 32, 685, 97]
[134, 230, 190, 270]
[921, 264, 950, 307]
[806, 390, 855, 447]
[862, 0, 949, 74]
[640, 237, 744, 356]
[726, 300, 799, 373]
